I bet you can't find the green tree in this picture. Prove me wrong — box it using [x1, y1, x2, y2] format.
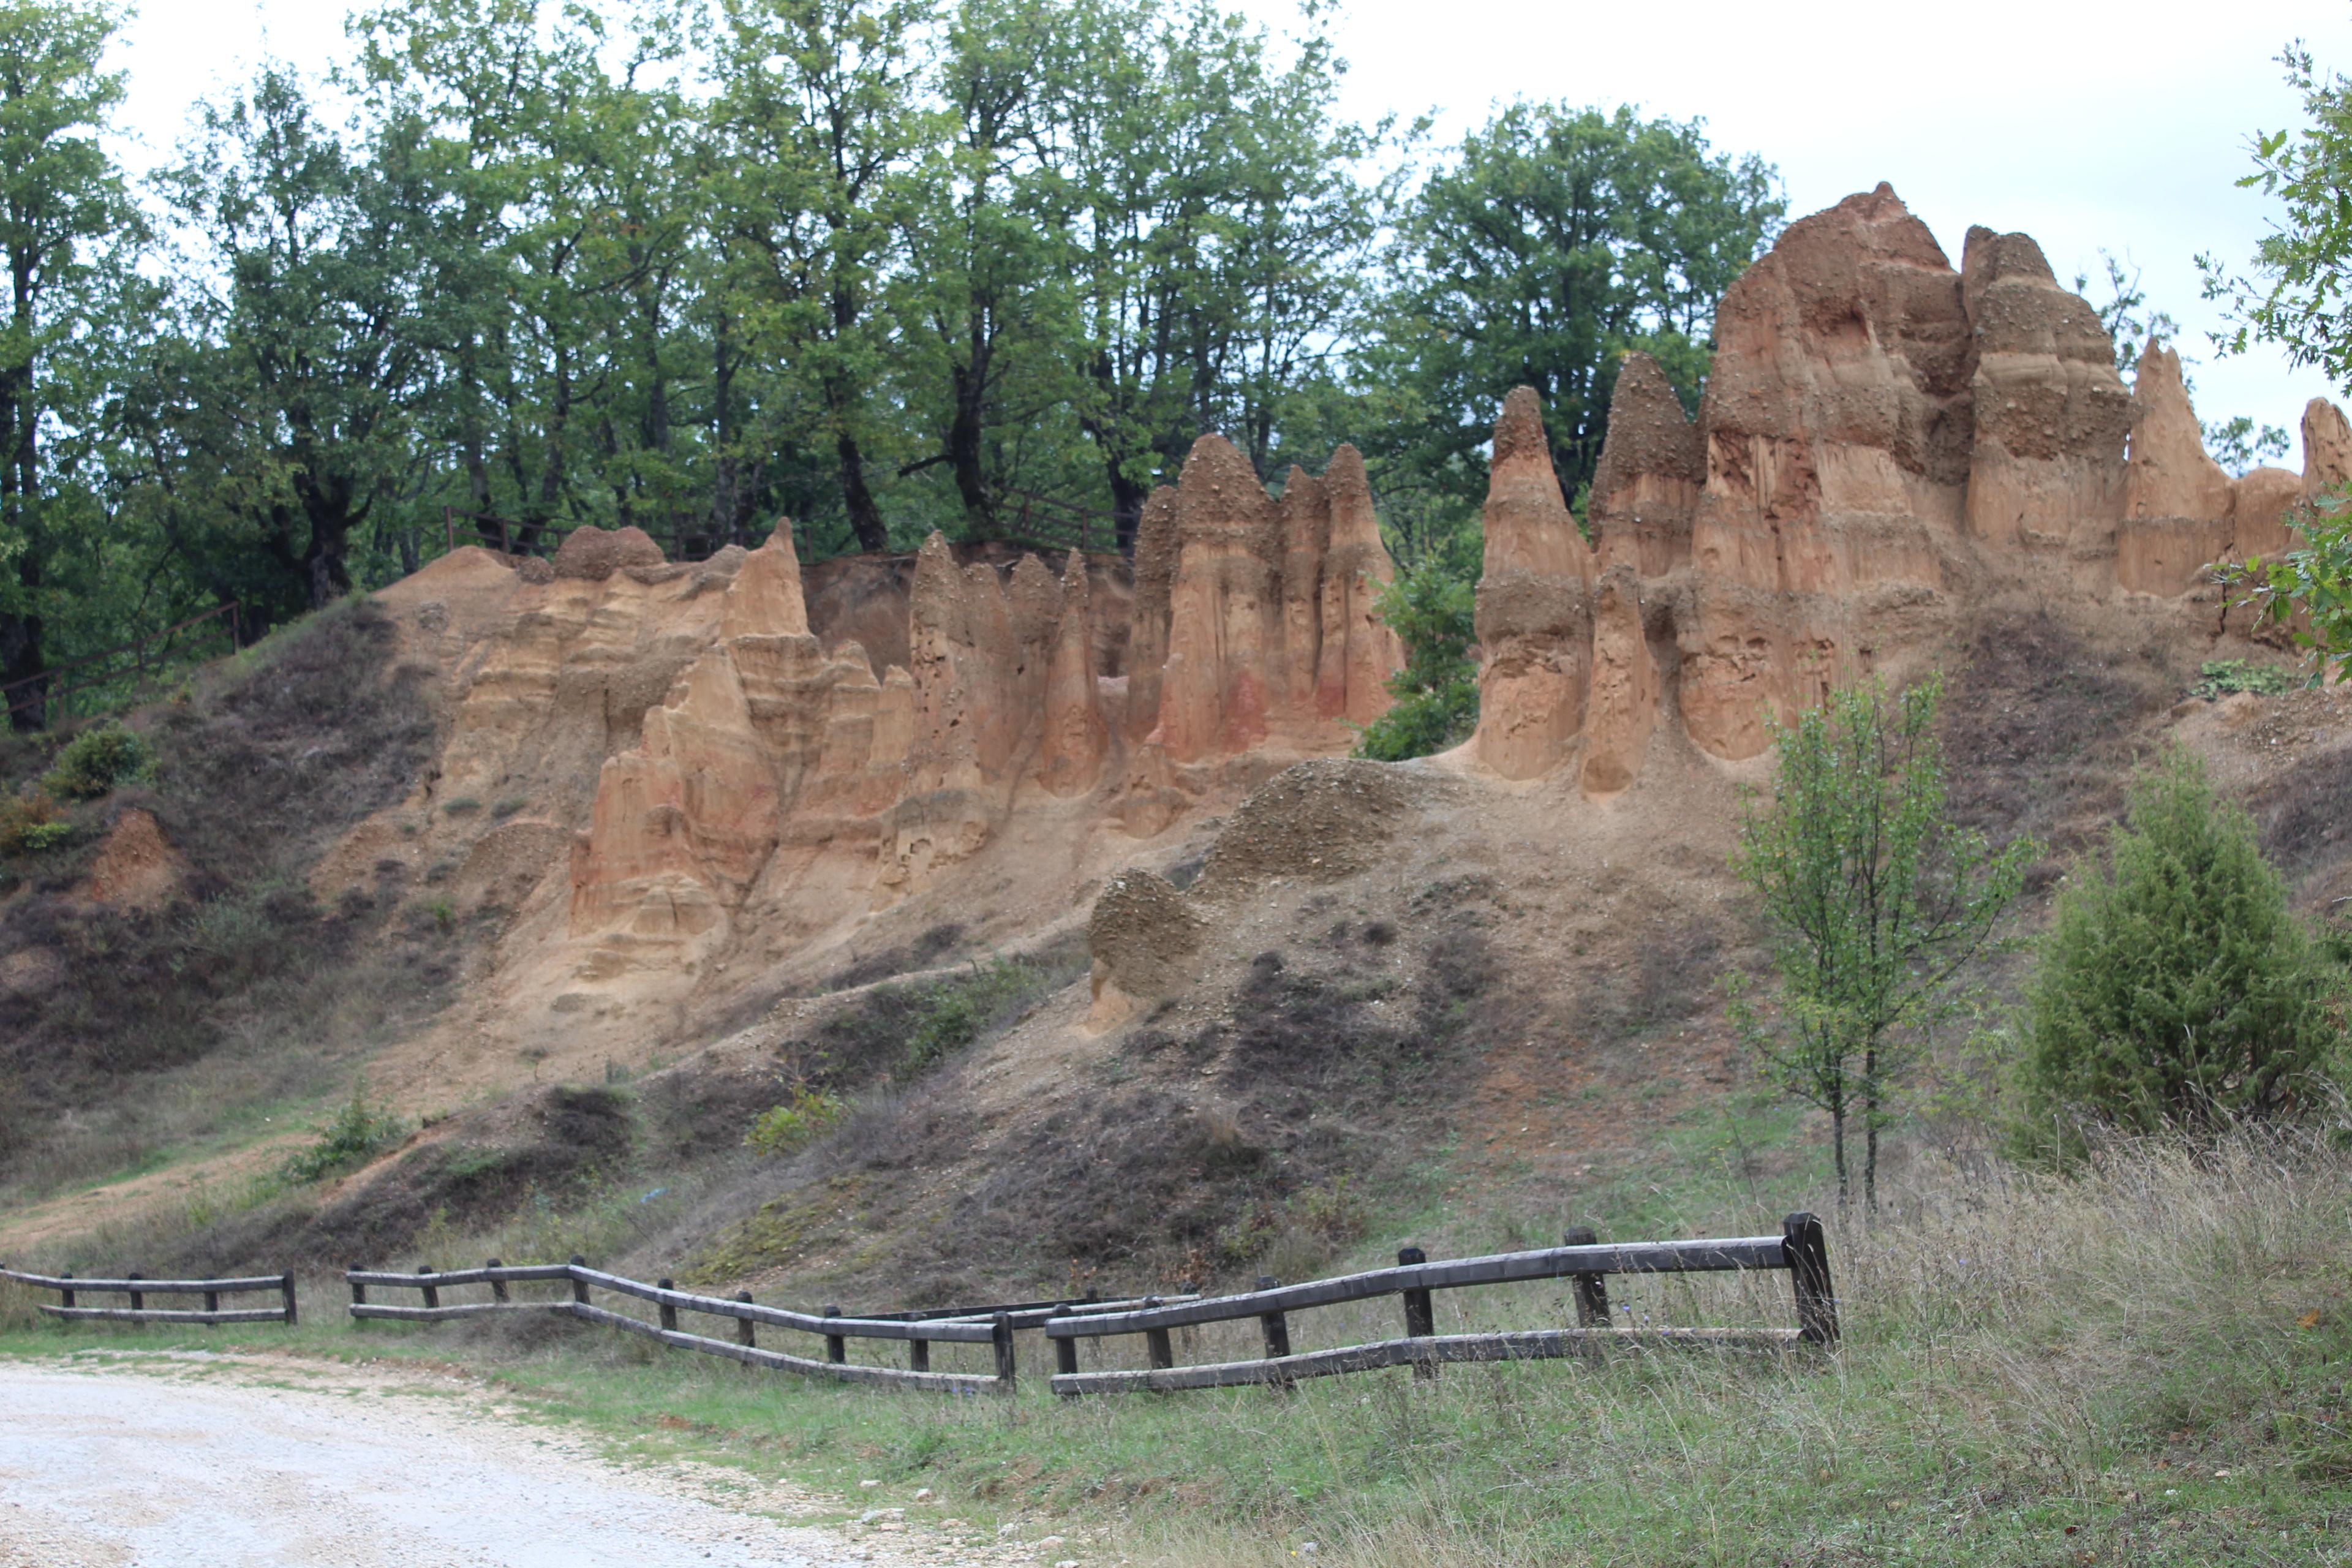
[147, 66, 435, 624]
[1035, 0, 1382, 546]
[2019, 751, 2341, 1150]
[1731, 676, 2034, 1208]
[1351, 534, 1476, 762]
[0, 0, 145, 726]
[706, 0, 930, 554]
[2201, 41, 2352, 389]
[1365, 102, 1781, 521]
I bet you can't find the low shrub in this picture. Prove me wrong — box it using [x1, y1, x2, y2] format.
[281, 1082, 411, 1184]
[42, 724, 149, 800]
[2191, 657, 2302, 699]
[0, 791, 68, 856]
[745, 1082, 848, 1156]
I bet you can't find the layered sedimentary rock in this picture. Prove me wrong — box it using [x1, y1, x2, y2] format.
[1960, 225, 2131, 567]
[1318, 447, 1408, 723]
[1473, 387, 1595, 779]
[1590, 353, 1704, 576]
[1472, 182, 2352, 792]
[2117, 344, 2238, 595]
[1132, 435, 1402, 766]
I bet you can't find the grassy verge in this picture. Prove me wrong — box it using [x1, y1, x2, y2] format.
[7, 1122, 2352, 1564]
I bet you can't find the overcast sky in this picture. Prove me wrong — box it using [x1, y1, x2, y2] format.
[107, 0, 2350, 456]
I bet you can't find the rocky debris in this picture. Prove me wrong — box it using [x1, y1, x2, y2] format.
[1193, 757, 1433, 894]
[1473, 386, 1596, 779]
[1087, 867, 1205, 1026]
[551, 524, 669, 582]
[78, 808, 189, 912]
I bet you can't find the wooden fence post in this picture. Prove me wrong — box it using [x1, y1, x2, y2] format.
[1255, 1275, 1292, 1360]
[908, 1335, 930, 1373]
[416, 1265, 437, 1312]
[823, 1305, 846, 1365]
[127, 1273, 143, 1314]
[657, 1279, 679, 1333]
[58, 1271, 72, 1310]
[1783, 1213, 1836, 1345]
[1396, 1247, 1436, 1379]
[1562, 1226, 1611, 1328]
[568, 1256, 589, 1310]
[1050, 1306, 1079, 1378]
[348, 1263, 366, 1310]
[1141, 1296, 1174, 1371]
[735, 1292, 756, 1349]
[281, 1272, 298, 1326]
[203, 1288, 219, 1315]
[992, 1313, 1017, 1390]
[487, 1259, 509, 1305]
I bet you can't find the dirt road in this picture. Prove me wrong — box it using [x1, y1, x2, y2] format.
[0, 1356, 994, 1567]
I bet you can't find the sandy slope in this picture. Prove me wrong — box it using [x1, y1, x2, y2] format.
[0, 1355, 1027, 1568]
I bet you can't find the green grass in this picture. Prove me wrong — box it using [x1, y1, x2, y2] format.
[7, 1120, 2352, 1564]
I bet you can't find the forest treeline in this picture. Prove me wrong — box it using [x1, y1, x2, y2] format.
[0, 0, 1782, 726]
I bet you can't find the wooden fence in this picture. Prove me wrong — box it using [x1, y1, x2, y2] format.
[0, 1264, 296, 1326]
[1042, 1214, 1835, 1396]
[1, 601, 243, 727]
[343, 1256, 1191, 1396]
[4, 1217, 1838, 1404]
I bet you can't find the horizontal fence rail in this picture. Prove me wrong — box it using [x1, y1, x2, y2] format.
[344, 1256, 1082, 1395]
[1042, 1214, 1835, 1396]
[1, 1264, 295, 1326]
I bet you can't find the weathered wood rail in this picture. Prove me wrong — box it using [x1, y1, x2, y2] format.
[1042, 1213, 1836, 1396]
[0, 1264, 296, 1326]
[344, 1257, 1195, 1396]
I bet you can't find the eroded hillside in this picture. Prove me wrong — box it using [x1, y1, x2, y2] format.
[7, 185, 2352, 1303]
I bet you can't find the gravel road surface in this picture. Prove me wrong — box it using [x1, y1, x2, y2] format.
[0, 1357, 1009, 1568]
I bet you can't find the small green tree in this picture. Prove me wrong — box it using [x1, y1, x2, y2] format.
[1352, 546, 1477, 763]
[2018, 751, 2341, 1148]
[1732, 676, 2034, 1208]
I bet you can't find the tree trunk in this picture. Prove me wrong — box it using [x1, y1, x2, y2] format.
[0, 603, 44, 734]
[1863, 1045, 1879, 1214]
[1109, 467, 1147, 556]
[1830, 1098, 1849, 1211]
[948, 357, 993, 535]
[838, 428, 886, 554]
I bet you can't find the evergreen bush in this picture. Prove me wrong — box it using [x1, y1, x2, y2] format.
[2019, 751, 2342, 1145]
[42, 724, 149, 800]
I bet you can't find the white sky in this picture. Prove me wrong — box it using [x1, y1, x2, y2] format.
[108, 0, 2350, 451]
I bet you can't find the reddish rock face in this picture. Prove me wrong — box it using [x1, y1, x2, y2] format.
[1472, 183, 2352, 790]
[1591, 353, 1703, 577]
[556, 438, 1405, 979]
[1132, 434, 1404, 766]
[1473, 386, 1595, 780]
